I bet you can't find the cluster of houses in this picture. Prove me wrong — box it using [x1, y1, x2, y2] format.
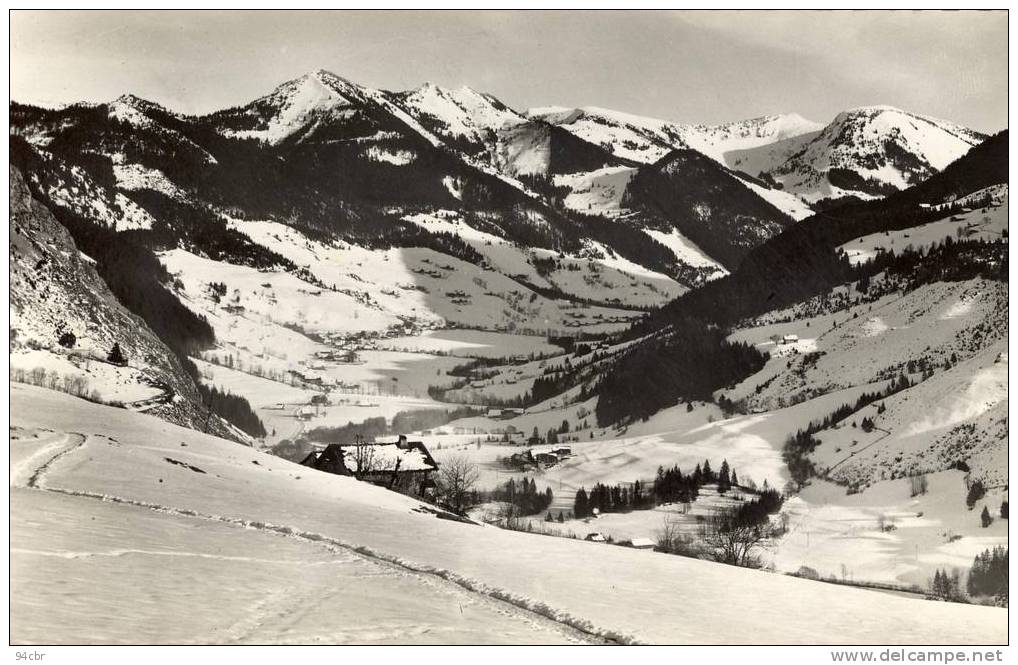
[508, 445, 572, 470]
[288, 367, 333, 388]
[299, 434, 439, 497]
[312, 348, 360, 364]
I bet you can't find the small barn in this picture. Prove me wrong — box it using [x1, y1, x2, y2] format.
[781, 334, 799, 344]
[300, 435, 439, 497]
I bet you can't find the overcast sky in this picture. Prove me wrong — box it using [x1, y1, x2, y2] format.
[10, 10, 1008, 132]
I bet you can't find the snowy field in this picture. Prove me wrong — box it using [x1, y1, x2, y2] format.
[10, 348, 165, 405]
[9, 384, 1006, 645]
[776, 474, 1008, 588]
[434, 382, 1009, 588]
[374, 329, 564, 359]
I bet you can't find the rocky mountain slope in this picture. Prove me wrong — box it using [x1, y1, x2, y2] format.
[9, 165, 235, 439]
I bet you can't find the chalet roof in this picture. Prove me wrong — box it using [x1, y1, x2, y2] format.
[304, 439, 438, 474]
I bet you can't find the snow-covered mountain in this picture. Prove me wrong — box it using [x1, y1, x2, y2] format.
[528, 106, 823, 169]
[532, 103, 986, 206]
[527, 105, 692, 164]
[387, 82, 528, 157]
[622, 149, 795, 268]
[767, 106, 987, 203]
[8, 71, 998, 426]
[216, 70, 367, 146]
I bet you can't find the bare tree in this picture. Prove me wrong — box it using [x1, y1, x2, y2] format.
[698, 510, 773, 568]
[657, 515, 701, 557]
[496, 501, 521, 530]
[436, 454, 480, 514]
[350, 435, 376, 479]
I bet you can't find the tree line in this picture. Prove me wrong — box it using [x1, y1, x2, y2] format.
[197, 384, 267, 438]
[484, 477, 554, 517]
[573, 458, 742, 519]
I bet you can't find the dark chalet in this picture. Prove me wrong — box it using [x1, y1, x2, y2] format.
[300, 435, 439, 497]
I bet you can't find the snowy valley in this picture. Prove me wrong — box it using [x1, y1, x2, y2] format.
[8, 66, 1009, 646]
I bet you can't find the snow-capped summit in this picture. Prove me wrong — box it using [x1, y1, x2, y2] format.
[388, 81, 527, 154]
[768, 105, 987, 202]
[220, 70, 364, 144]
[107, 93, 171, 126]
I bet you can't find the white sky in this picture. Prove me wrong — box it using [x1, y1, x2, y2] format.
[9, 10, 1008, 132]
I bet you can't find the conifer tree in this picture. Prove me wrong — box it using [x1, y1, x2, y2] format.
[107, 342, 126, 365]
[574, 488, 589, 519]
[718, 459, 731, 493]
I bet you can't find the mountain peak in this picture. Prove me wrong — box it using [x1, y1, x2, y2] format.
[842, 104, 904, 115]
[110, 93, 166, 114]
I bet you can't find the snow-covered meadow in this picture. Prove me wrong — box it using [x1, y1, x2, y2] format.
[9, 385, 1007, 645]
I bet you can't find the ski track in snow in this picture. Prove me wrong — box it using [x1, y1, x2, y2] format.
[14, 432, 619, 645]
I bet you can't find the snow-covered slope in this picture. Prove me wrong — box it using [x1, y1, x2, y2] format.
[388, 82, 527, 157]
[811, 342, 1007, 490]
[527, 105, 688, 164]
[9, 166, 228, 437]
[683, 113, 826, 166]
[769, 106, 986, 202]
[727, 279, 1008, 415]
[10, 384, 1007, 644]
[839, 186, 1008, 265]
[528, 107, 822, 165]
[218, 70, 365, 145]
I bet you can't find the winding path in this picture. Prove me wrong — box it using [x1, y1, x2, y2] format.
[11, 430, 608, 645]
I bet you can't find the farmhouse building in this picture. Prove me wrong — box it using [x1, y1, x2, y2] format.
[300, 435, 439, 496]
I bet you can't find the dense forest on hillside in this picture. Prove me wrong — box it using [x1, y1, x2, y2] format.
[594, 318, 767, 426]
[197, 384, 267, 438]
